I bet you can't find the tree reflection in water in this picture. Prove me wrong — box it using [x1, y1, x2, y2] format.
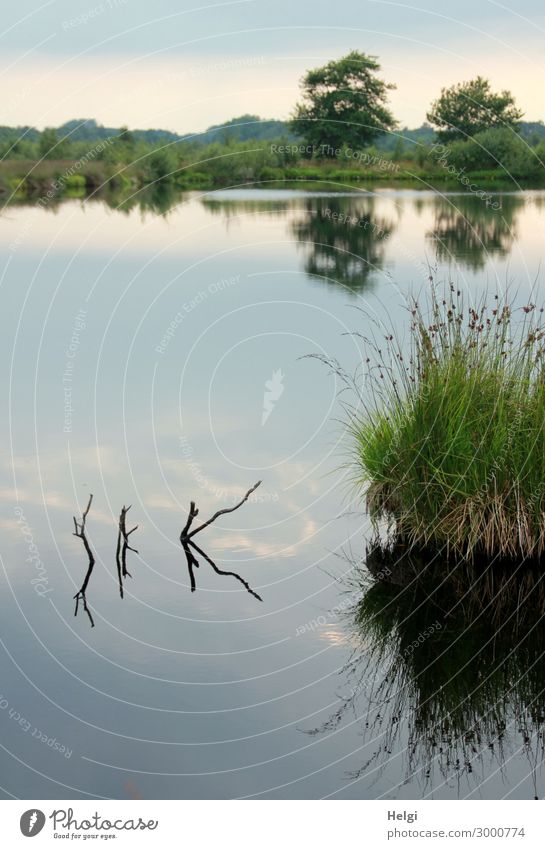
[291, 197, 395, 293]
[427, 193, 524, 272]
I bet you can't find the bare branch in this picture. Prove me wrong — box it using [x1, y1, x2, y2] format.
[116, 505, 138, 598]
[115, 518, 123, 599]
[180, 501, 199, 540]
[73, 493, 93, 538]
[73, 494, 96, 628]
[183, 481, 261, 540]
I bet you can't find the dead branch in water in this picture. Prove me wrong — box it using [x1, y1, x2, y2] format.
[179, 482, 263, 600]
[73, 494, 96, 627]
[180, 481, 262, 540]
[180, 501, 199, 539]
[115, 505, 138, 599]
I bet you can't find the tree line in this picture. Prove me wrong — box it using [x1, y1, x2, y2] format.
[1, 51, 544, 193]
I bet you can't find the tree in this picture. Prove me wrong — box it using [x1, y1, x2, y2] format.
[39, 127, 70, 159]
[290, 51, 396, 154]
[427, 77, 523, 142]
[118, 125, 135, 146]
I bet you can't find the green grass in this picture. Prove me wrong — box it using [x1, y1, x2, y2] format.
[3, 156, 544, 200]
[353, 284, 545, 560]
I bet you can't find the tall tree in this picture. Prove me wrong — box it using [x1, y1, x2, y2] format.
[427, 77, 523, 142]
[290, 51, 396, 153]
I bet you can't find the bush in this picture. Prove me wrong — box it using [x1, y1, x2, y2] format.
[259, 166, 281, 182]
[144, 147, 178, 182]
[353, 284, 545, 560]
[192, 140, 280, 185]
[442, 128, 541, 176]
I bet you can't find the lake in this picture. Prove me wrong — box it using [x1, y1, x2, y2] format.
[1, 185, 545, 799]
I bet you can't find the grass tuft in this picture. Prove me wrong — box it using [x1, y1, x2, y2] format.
[353, 282, 545, 560]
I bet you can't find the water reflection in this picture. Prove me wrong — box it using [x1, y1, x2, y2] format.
[2, 185, 531, 277]
[114, 182, 188, 217]
[1, 186, 544, 798]
[315, 546, 545, 797]
[182, 538, 262, 601]
[427, 194, 524, 271]
[201, 195, 291, 219]
[2, 181, 190, 217]
[291, 197, 395, 292]
[200, 190, 527, 281]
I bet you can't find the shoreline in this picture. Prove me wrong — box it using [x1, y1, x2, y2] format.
[2, 159, 544, 203]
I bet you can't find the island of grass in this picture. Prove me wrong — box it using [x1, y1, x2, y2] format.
[353, 285, 545, 561]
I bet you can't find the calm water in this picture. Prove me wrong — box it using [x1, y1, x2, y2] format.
[1, 186, 545, 799]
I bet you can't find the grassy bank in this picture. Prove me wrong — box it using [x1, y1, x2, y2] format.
[1, 143, 544, 201]
[1, 160, 541, 199]
[0, 158, 210, 200]
[1, 120, 544, 199]
[353, 285, 545, 561]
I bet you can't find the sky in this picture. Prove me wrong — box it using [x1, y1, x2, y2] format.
[3, 0, 545, 134]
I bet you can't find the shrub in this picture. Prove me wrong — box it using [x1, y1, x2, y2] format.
[259, 166, 281, 182]
[145, 147, 178, 182]
[353, 284, 545, 560]
[442, 128, 541, 176]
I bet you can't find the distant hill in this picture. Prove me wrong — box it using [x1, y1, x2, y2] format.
[0, 116, 297, 147]
[374, 123, 436, 151]
[1, 116, 544, 149]
[519, 121, 545, 143]
[58, 116, 296, 146]
[57, 119, 183, 145]
[180, 114, 298, 144]
[0, 119, 183, 147]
